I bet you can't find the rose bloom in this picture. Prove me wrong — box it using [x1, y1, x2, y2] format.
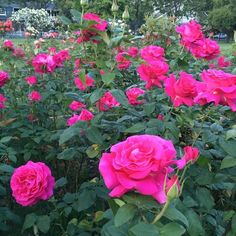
[78, 109, 94, 121]
[176, 20, 204, 47]
[194, 69, 236, 111]
[116, 52, 131, 70]
[32, 53, 56, 74]
[0, 70, 9, 87]
[28, 90, 41, 102]
[83, 12, 108, 31]
[140, 45, 165, 62]
[25, 76, 37, 86]
[97, 91, 120, 111]
[177, 146, 199, 169]
[69, 101, 85, 111]
[164, 72, 198, 107]
[127, 47, 139, 58]
[126, 87, 145, 105]
[74, 74, 94, 90]
[67, 114, 80, 126]
[217, 56, 231, 68]
[157, 114, 164, 121]
[48, 47, 57, 55]
[76, 29, 98, 44]
[137, 61, 169, 89]
[0, 93, 7, 109]
[99, 135, 178, 204]
[3, 39, 14, 50]
[10, 161, 55, 206]
[53, 49, 70, 67]
[190, 38, 220, 60]
[13, 48, 25, 58]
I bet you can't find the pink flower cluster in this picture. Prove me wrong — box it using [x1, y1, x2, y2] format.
[32, 49, 70, 74]
[176, 20, 220, 60]
[126, 87, 145, 105]
[74, 74, 94, 91]
[99, 135, 199, 204]
[67, 109, 94, 126]
[137, 45, 169, 89]
[0, 93, 7, 109]
[0, 70, 9, 87]
[10, 161, 55, 206]
[97, 91, 120, 111]
[3, 39, 25, 58]
[164, 69, 236, 111]
[28, 90, 41, 102]
[76, 13, 107, 44]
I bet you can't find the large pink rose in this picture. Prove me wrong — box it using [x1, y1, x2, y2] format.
[140, 45, 165, 62]
[190, 38, 220, 60]
[99, 135, 177, 204]
[10, 161, 55, 206]
[126, 87, 145, 105]
[176, 20, 204, 47]
[194, 69, 236, 111]
[32, 53, 56, 74]
[97, 91, 120, 111]
[164, 72, 198, 107]
[137, 61, 169, 89]
[0, 70, 9, 87]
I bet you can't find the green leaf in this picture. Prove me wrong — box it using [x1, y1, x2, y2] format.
[223, 210, 235, 222]
[232, 214, 236, 233]
[90, 88, 104, 103]
[195, 187, 215, 211]
[219, 138, 236, 157]
[77, 190, 96, 212]
[22, 213, 37, 232]
[70, 9, 82, 23]
[125, 123, 146, 133]
[59, 126, 80, 145]
[186, 209, 205, 236]
[160, 222, 185, 236]
[85, 127, 104, 144]
[144, 103, 156, 116]
[55, 177, 68, 188]
[0, 136, 12, 143]
[164, 206, 189, 227]
[59, 15, 72, 25]
[129, 222, 160, 236]
[114, 204, 137, 227]
[102, 72, 116, 85]
[111, 89, 129, 107]
[57, 148, 77, 160]
[37, 215, 50, 234]
[226, 129, 236, 140]
[86, 146, 99, 158]
[0, 164, 14, 173]
[220, 156, 236, 169]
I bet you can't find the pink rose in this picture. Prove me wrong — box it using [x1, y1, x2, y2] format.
[0, 70, 9, 87]
[10, 161, 55, 206]
[127, 47, 139, 58]
[157, 114, 164, 121]
[69, 101, 85, 111]
[99, 135, 177, 204]
[67, 114, 80, 126]
[137, 61, 169, 89]
[194, 69, 236, 111]
[74, 74, 94, 90]
[217, 56, 231, 68]
[190, 38, 220, 60]
[97, 91, 120, 111]
[13, 48, 25, 58]
[83, 12, 108, 31]
[176, 20, 204, 47]
[32, 53, 56, 74]
[140, 45, 165, 62]
[25, 76, 37, 86]
[177, 146, 199, 169]
[0, 93, 6, 109]
[126, 87, 145, 105]
[53, 49, 70, 67]
[28, 90, 41, 102]
[116, 52, 131, 70]
[164, 72, 198, 107]
[78, 109, 94, 121]
[3, 39, 14, 50]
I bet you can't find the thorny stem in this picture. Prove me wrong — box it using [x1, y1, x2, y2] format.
[151, 200, 170, 224]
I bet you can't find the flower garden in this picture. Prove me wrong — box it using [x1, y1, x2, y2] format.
[0, 4, 236, 236]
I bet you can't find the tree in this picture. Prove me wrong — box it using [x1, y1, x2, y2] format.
[208, 0, 236, 38]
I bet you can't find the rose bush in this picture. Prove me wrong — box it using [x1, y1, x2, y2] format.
[0, 6, 236, 236]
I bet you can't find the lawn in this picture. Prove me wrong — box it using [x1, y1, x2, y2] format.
[219, 42, 235, 56]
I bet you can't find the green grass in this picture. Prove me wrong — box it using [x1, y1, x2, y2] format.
[219, 42, 235, 56]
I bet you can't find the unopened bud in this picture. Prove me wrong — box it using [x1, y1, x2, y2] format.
[166, 175, 181, 201]
[111, 0, 119, 12]
[80, 0, 89, 6]
[122, 6, 130, 20]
